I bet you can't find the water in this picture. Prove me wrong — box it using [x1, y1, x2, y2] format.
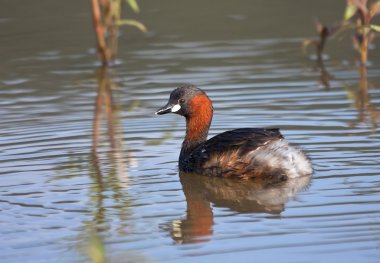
[1, 1, 380, 262]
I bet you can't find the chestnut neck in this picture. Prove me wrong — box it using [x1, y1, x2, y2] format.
[181, 94, 213, 156]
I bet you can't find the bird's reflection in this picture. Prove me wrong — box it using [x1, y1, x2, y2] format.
[166, 172, 311, 244]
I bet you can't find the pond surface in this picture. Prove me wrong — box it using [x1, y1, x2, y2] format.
[1, 1, 380, 262]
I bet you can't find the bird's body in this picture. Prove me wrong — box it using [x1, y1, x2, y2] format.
[156, 84, 312, 179]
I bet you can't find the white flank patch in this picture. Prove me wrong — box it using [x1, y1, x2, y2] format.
[248, 140, 312, 178]
[171, 104, 181, 112]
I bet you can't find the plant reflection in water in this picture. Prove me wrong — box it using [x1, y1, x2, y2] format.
[92, 66, 131, 190]
[348, 65, 380, 131]
[309, 54, 379, 130]
[81, 67, 139, 262]
[316, 58, 334, 89]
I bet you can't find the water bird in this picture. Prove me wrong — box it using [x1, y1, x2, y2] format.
[155, 84, 312, 179]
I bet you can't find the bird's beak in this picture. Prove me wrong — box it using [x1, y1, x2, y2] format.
[155, 103, 173, 115]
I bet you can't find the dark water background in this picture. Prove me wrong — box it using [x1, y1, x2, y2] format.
[1, 1, 380, 262]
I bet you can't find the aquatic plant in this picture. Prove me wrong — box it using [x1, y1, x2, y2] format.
[304, 0, 380, 65]
[91, 0, 147, 65]
[344, 0, 380, 65]
[303, 19, 342, 62]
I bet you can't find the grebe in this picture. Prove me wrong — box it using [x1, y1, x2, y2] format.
[155, 84, 312, 179]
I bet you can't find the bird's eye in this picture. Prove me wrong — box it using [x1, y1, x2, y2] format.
[179, 99, 185, 104]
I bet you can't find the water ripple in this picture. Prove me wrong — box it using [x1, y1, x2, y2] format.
[1, 35, 380, 263]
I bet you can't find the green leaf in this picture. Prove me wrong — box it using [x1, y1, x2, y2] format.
[344, 3, 357, 20]
[370, 1, 380, 18]
[126, 0, 140, 13]
[370, 24, 380, 32]
[118, 19, 147, 32]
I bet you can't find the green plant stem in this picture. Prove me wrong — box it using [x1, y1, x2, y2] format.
[360, 33, 368, 65]
[91, 0, 109, 64]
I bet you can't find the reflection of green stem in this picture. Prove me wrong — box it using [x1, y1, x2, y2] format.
[83, 67, 134, 262]
[345, 65, 379, 132]
[82, 225, 154, 263]
[93, 67, 130, 187]
[86, 229, 106, 263]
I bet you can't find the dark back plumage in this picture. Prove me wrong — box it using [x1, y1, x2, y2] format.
[180, 128, 284, 178]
